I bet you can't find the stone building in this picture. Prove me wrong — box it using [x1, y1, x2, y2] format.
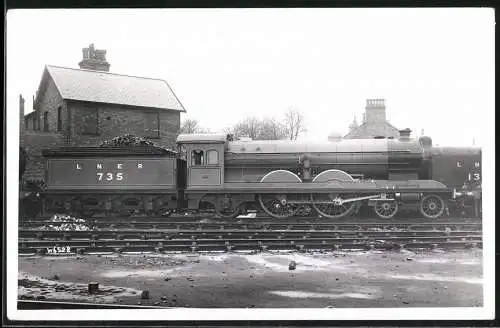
[343, 99, 400, 139]
[21, 44, 186, 181]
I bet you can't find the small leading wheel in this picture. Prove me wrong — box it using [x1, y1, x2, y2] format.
[258, 194, 298, 219]
[373, 201, 398, 219]
[420, 194, 445, 219]
[311, 193, 357, 219]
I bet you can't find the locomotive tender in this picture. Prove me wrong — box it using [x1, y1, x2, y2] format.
[37, 130, 480, 220]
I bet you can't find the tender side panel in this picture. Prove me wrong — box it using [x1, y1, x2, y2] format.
[431, 149, 482, 189]
[45, 157, 176, 190]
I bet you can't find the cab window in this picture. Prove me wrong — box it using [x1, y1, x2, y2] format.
[191, 150, 204, 166]
[206, 150, 219, 165]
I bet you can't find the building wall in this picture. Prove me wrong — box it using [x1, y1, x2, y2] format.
[28, 78, 68, 135]
[68, 101, 180, 149]
[22, 130, 66, 182]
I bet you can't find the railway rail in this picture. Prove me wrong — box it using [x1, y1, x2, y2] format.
[19, 214, 482, 225]
[20, 220, 482, 233]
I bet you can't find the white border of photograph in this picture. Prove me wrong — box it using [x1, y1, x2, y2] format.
[6, 7, 495, 321]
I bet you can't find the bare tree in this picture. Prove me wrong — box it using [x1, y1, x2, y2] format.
[230, 116, 262, 140]
[225, 111, 304, 141]
[180, 118, 208, 134]
[259, 117, 287, 140]
[283, 108, 306, 140]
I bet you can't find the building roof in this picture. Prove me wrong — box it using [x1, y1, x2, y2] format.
[344, 121, 400, 139]
[41, 65, 186, 111]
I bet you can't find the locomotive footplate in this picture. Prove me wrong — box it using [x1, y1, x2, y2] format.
[185, 180, 452, 195]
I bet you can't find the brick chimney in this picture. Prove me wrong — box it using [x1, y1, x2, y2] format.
[365, 99, 387, 123]
[78, 44, 110, 72]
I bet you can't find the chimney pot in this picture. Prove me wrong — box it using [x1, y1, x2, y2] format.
[79, 43, 110, 72]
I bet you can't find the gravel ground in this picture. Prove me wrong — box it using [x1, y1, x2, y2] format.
[18, 249, 482, 308]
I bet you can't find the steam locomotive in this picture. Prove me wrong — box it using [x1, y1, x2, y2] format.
[29, 130, 480, 220]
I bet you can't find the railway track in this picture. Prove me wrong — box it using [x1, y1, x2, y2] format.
[19, 227, 482, 256]
[18, 215, 482, 255]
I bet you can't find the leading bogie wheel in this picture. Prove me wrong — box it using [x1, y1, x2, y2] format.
[374, 200, 398, 219]
[419, 194, 445, 219]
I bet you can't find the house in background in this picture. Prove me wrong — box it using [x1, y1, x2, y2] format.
[21, 44, 186, 181]
[344, 99, 400, 139]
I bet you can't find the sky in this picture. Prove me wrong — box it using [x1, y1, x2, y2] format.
[6, 8, 495, 146]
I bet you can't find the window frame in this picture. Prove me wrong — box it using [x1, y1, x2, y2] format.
[81, 107, 99, 135]
[43, 111, 49, 132]
[33, 114, 38, 131]
[205, 149, 219, 166]
[144, 111, 160, 139]
[57, 106, 62, 132]
[191, 149, 205, 166]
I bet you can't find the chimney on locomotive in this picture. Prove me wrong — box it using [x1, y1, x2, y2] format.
[398, 128, 412, 141]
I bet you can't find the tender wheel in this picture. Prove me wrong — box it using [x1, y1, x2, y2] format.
[258, 194, 298, 218]
[374, 201, 398, 219]
[420, 194, 445, 219]
[214, 207, 242, 219]
[311, 193, 357, 219]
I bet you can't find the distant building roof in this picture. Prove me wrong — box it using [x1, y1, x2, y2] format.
[38, 65, 185, 111]
[344, 121, 400, 139]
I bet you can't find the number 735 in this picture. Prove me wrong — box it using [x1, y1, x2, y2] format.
[97, 172, 124, 181]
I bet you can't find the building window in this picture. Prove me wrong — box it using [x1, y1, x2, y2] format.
[206, 150, 219, 165]
[191, 150, 204, 166]
[144, 112, 160, 138]
[81, 107, 99, 135]
[57, 106, 62, 131]
[43, 112, 49, 132]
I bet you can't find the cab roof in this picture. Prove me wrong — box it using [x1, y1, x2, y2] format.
[176, 133, 227, 144]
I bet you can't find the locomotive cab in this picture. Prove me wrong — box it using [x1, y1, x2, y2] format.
[176, 133, 227, 188]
